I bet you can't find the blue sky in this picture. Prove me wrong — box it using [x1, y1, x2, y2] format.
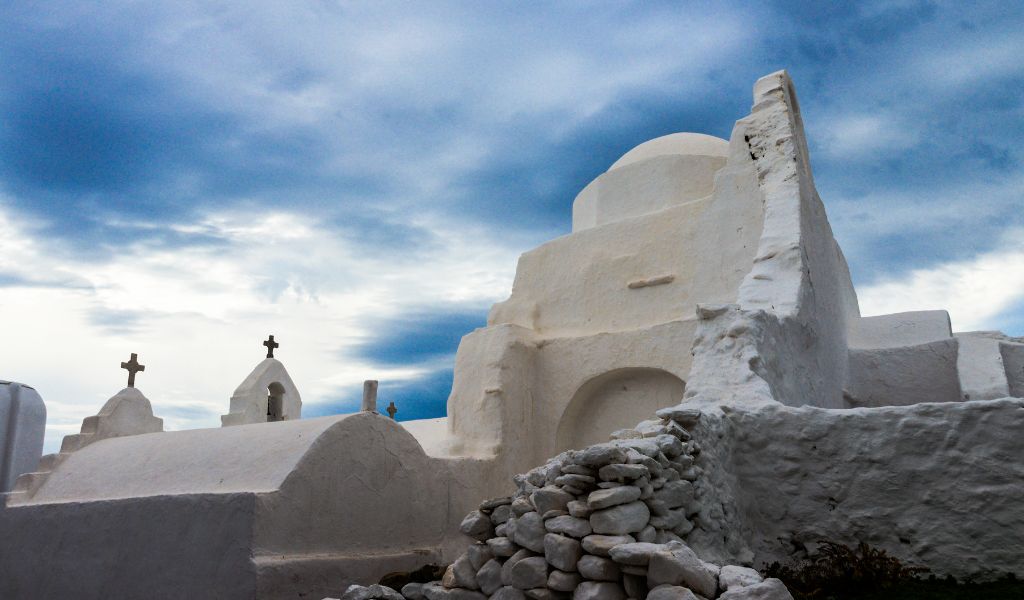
[1, 1, 1022, 452]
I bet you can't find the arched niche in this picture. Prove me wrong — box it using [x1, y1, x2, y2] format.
[267, 382, 286, 422]
[222, 358, 302, 426]
[556, 368, 685, 451]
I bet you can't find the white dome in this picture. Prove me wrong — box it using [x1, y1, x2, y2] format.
[609, 132, 729, 171]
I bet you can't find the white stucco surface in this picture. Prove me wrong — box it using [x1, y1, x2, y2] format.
[955, 332, 1011, 400]
[847, 310, 952, 349]
[608, 132, 729, 170]
[222, 358, 302, 426]
[0, 382, 45, 493]
[687, 398, 1024, 580]
[60, 387, 164, 454]
[19, 415, 347, 504]
[572, 134, 728, 232]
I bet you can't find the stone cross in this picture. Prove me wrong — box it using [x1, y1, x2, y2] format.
[120, 353, 145, 388]
[362, 380, 378, 412]
[386, 401, 398, 420]
[263, 335, 279, 359]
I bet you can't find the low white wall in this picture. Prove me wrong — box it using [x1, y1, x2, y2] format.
[846, 339, 962, 407]
[0, 382, 45, 493]
[687, 398, 1024, 580]
[1002, 341, 1024, 397]
[0, 493, 258, 598]
[847, 311, 952, 350]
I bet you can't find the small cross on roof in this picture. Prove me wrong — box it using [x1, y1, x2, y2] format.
[263, 335, 279, 358]
[386, 401, 398, 420]
[120, 353, 145, 388]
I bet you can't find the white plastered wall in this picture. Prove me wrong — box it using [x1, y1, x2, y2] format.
[444, 126, 768, 476]
[222, 358, 302, 426]
[0, 382, 45, 493]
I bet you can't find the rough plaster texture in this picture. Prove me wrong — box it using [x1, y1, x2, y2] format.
[222, 358, 302, 426]
[556, 368, 685, 449]
[955, 333, 1012, 400]
[845, 339, 962, 407]
[0, 493, 257, 598]
[1002, 341, 1024, 397]
[61, 387, 164, 454]
[0, 381, 45, 493]
[685, 399, 1024, 580]
[847, 311, 952, 350]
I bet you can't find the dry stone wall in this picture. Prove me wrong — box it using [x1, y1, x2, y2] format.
[331, 409, 793, 600]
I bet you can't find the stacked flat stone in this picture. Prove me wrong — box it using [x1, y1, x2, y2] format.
[329, 408, 792, 600]
[419, 409, 791, 600]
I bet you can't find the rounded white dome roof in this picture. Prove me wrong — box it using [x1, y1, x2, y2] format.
[609, 132, 729, 171]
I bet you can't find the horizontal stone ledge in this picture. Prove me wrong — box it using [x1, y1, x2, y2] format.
[627, 275, 675, 289]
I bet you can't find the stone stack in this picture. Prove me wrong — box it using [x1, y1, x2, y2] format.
[333, 408, 792, 600]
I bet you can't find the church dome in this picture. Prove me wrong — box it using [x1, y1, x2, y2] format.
[609, 132, 729, 171]
[572, 132, 731, 231]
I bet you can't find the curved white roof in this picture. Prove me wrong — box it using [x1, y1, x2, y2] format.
[609, 132, 729, 171]
[26, 414, 354, 504]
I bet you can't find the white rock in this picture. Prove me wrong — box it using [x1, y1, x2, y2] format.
[719, 565, 763, 591]
[442, 565, 457, 589]
[421, 583, 450, 600]
[567, 500, 592, 518]
[546, 515, 592, 538]
[576, 445, 629, 468]
[461, 511, 495, 541]
[587, 486, 642, 510]
[513, 512, 547, 552]
[502, 549, 537, 586]
[532, 486, 574, 515]
[487, 536, 517, 557]
[468, 543, 494, 570]
[590, 501, 650, 535]
[341, 585, 369, 600]
[477, 559, 504, 595]
[491, 504, 514, 525]
[577, 555, 621, 581]
[655, 407, 701, 427]
[598, 463, 648, 482]
[402, 583, 425, 600]
[452, 554, 480, 589]
[608, 542, 663, 566]
[492, 587, 527, 600]
[652, 481, 693, 509]
[646, 585, 699, 600]
[718, 578, 793, 600]
[572, 581, 627, 600]
[647, 546, 718, 599]
[544, 533, 582, 572]
[512, 497, 534, 516]
[341, 584, 404, 600]
[622, 573, 646, 600]
[525, 589, 562, 600]
[547, 569, 583, 592]
[581, 534, 635, 557]
[510, 557, 549, 590]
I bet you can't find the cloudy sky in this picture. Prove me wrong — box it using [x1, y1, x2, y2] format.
[1, 2, 1022, 453]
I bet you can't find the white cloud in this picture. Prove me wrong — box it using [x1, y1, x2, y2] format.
[0, 201, 530, 453]
[858, 229, 1024, 332]
[817, 112, 919, 159]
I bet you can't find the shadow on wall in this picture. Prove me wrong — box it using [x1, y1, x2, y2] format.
[267, 382, 286, 422]
[556, 367, 685, 450]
